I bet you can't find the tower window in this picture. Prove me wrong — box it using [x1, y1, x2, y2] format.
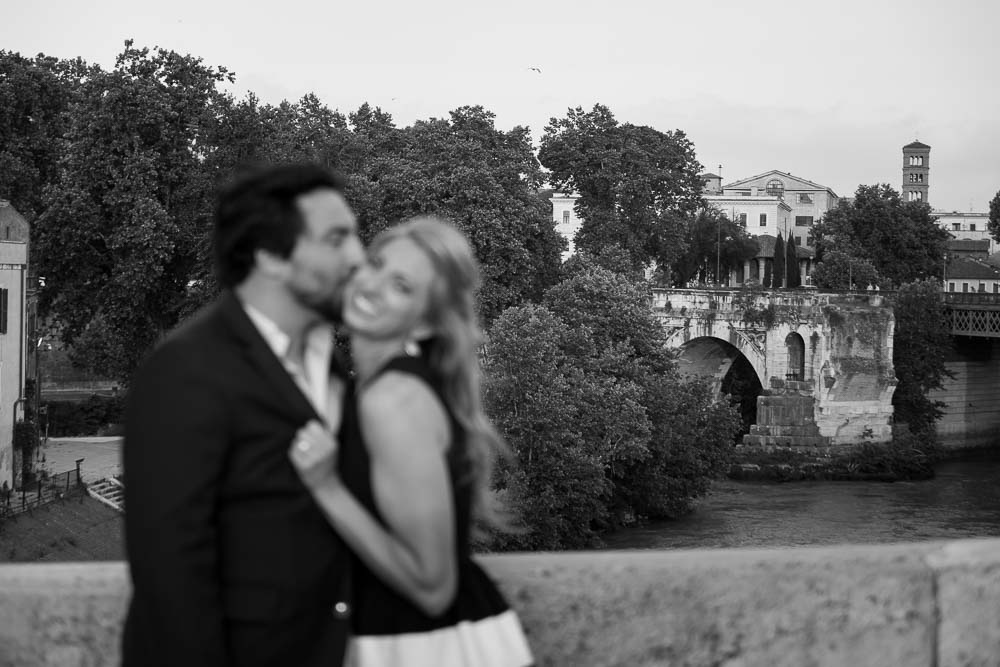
[562, 211, 570, 225]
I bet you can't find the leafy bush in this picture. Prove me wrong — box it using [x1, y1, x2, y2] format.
[483, 265, 741, 549]
[43, 394, 126, 437]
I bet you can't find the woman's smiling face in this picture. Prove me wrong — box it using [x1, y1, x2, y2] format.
[343, 236, 437, 342]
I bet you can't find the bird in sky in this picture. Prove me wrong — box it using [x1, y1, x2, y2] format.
[528, 66, 541, 74]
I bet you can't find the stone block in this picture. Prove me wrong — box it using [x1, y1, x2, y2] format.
[928, 540, 1000, 667]
[485, 544, 936, 667]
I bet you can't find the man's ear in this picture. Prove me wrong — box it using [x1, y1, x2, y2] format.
[254, 248, 291, 280]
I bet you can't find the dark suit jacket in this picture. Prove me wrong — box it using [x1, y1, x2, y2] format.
[122, 291, 352, 667]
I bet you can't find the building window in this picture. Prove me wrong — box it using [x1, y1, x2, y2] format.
[562, 211, 570, 225]
[995, 284, 999, 293]
[765, 179, 785, 198]
[798, 193, 812, 204]
[759, 213, 767, 226]
[980, 283, 986, 293]
[949, 282, 955, 292]
[740, 191, 750, 197]
[970, 224, 976, 231]
[963, 283, 969, 293]
[794, 236, 802, 245]
[737, 213, 747, 225]
[795, 216, 813, 226]
[0, 288, 7, 334]
[953, 223, 961, 231]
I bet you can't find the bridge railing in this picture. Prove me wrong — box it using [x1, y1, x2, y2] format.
[944, 292, 1000, 307]
[3, 540, 1000, 666]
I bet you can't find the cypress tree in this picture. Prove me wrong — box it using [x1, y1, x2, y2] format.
[786, 235, 800, 287]
[773, 233, 786, 289]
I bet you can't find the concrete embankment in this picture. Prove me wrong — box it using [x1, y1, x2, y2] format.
[1, 539, 998, 666]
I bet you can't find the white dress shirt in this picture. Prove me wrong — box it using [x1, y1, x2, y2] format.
[242, 303, 339, 425]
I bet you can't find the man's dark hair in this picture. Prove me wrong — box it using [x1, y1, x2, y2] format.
[214, 163, 348, 288]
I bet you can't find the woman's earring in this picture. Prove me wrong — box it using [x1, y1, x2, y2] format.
[404, 339, 421, 357]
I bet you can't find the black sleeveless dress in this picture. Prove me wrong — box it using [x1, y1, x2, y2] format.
[338, 355, 533, 667]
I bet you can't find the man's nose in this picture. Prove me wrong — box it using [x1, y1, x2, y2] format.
[346, 236, 365, 267]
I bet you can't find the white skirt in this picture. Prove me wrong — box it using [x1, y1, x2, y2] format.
[345, 609, 534, 667]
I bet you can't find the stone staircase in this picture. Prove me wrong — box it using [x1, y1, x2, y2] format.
[741, 378, 835, 453]
[87, 477, 124, 513]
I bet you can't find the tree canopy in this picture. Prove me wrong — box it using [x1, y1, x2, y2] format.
[989, 189, 1000, 245]
[810, 184, 948, 287]
[15, 44, 564, 380]
[484, 265, 740, 549]
[889, 279, 952, 438]
[538, 104, 704, 274]
[669, 208, 758, 287]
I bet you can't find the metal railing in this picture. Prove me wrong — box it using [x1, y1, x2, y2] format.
[0, 467, 84, 520]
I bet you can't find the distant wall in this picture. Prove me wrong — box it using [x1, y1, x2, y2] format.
[2, 540, 1000, 666]
[932, 337, 1000, 450]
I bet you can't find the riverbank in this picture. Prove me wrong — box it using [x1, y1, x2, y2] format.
[728, 432, 957, 482]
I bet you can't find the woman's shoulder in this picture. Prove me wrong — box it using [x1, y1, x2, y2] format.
[358, 365, 450, 453]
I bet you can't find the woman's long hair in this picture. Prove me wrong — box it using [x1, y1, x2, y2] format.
[368, 216, 508, 528]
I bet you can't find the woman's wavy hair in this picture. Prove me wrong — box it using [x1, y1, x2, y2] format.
[368, 216, 508, 528]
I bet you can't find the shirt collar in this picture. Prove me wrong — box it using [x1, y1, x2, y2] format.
[242, 303, 334, 364]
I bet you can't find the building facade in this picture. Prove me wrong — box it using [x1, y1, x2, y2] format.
[714, 170, 839, 249]
[550, 192, 583, 260]
[0, 201, 29, 490]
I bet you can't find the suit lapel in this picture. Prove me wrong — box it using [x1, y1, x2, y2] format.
[217, 291, 321, 424]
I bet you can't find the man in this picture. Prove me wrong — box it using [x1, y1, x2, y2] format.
[122, 164, 364, 667]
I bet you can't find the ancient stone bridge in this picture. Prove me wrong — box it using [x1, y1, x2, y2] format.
[651, 288, 897, 452]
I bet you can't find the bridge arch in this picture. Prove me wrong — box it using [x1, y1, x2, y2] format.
[676, 335, 764, 435]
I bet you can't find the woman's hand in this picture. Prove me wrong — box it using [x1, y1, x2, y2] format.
[288, 420, 341, 489]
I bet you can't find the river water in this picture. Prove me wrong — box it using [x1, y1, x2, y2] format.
[601, 448, 1000, 550]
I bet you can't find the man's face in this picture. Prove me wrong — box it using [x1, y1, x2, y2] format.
[285, 188, 364, 322]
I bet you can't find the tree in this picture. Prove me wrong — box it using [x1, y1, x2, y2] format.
[346, 105, 565, 323]
[810, 184, 948, 286]
[773, 233, 786, 289]
[989, 189, 1000, 245]
[669, 208, 758, 287]
[0, 51, 81, 222]
[34, 42, 233, 380]
[539, 104, 704, 273]
[785, 234, 801, 287]
[483, 265, 740, 549]
[890, 279, 952, 438]
[810, 250, 879, 290]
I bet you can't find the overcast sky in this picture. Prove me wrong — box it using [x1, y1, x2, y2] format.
[3, 0, 998, 212]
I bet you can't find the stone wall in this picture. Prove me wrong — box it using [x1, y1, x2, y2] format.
[932, 337, 1000, 450]
[2, 540, 1000, 666]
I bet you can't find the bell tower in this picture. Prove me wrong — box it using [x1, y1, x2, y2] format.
[902, 140, 930, 205]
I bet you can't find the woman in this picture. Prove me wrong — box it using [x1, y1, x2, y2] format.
[289, 216, 533, 667]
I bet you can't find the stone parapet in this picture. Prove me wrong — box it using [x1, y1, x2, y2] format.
[2, 540, 1000, 666]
